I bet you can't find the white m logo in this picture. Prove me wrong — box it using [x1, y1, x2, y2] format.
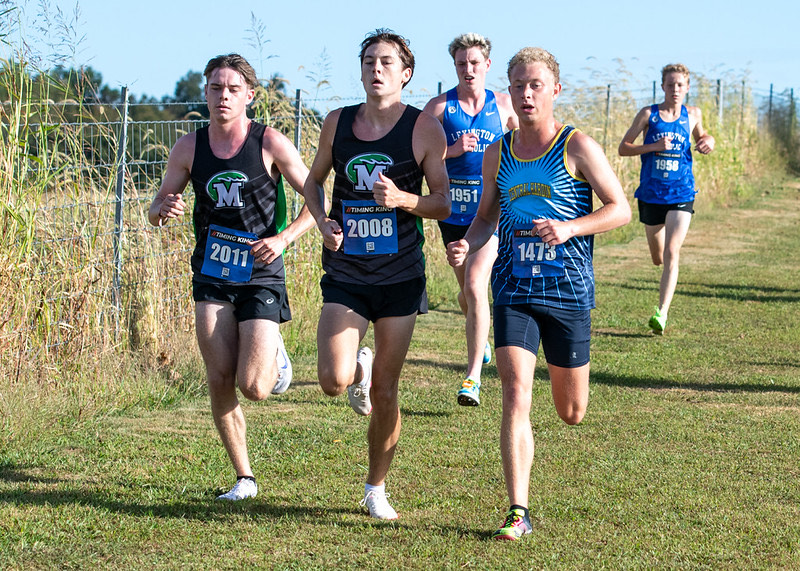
[207, 171, 248, 208]
[212, 180, 245, 207]
[346, 153, 394, 192]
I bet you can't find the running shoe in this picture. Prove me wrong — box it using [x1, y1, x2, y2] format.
[359, 489, 398, 520]
[216, 477, 257, 501]
[271, 333, 292, 394]
[483, 341, 492, 365]
[348, 347, 373, 416]
[457, 378, 481, 407]
[648, 306, 667, 335]
[492, 508, 532, 541]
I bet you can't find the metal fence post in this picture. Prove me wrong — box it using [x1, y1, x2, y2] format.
[652, 80, 656, 104]
[294, 89, 302, 218]
[717, 79, 724, 126]
[603, 84, 611, 154]
[112, 87, 129, 335]
[768, 83, 773, 127]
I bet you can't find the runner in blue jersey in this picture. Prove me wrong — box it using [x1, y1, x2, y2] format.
[448, 47, 630, 541]
[619, 63, 715, 334]
[148, 54, 316, 502]
[304, 30, 450, 520]
[423, 33, 517, 407]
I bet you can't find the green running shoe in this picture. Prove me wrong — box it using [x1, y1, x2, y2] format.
[492, 508, 532, 541]
[648, 307, 667, 335]
[457, 378, 481, 407]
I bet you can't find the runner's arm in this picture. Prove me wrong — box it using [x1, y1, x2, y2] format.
[689, 106, 715, 155]
[302, 110, 343, 251]
[148, 135, 193, 226]
[538, 131, 630, 245]
[372, 112, 451, 220]
[447, 141, 501, 267]
[618, 106, 670, 156]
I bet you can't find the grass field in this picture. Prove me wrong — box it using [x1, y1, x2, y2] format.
[1, 178, 799, 569]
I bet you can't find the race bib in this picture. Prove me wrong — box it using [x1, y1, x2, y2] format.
[449, 176, 482, 216]
[342, 200, 398, 255]
[200, 224, 257, 282]
[511, 227, 564, 278]
[652, 151, 681, 180]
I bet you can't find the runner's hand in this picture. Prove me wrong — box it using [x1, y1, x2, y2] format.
[533, 219, 574, 246]
[318, 218, 343, 251]
[249, 235, 287, 265]
[447, 239, 469, 267]
[372, 173, 405, 209]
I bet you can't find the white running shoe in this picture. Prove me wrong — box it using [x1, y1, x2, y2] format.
[359, 489, 398, 520]
[216, 477, 257, 501]
[272, 333, 292, 395]
[348, 347, 373, 416]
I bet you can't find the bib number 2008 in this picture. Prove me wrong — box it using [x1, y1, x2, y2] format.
[342, 200, 398, 255]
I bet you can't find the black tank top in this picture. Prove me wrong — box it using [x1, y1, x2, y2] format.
[323, 104, 425, 285]
[190, 122, 287, 285]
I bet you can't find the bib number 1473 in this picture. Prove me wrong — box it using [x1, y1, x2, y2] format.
[511, 228, 564, 278]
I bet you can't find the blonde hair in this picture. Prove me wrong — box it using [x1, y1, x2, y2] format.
[448, 33, 492, 60]
[507, 47, 559, 84]
[661, 63, 690, 84]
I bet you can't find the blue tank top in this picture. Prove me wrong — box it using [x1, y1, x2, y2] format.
[635, 104, 695, 204]
[492, 126, 595, 310]
[441, 88, 504, 225]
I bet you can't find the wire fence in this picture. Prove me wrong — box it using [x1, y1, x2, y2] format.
[0, 77, 796, 376]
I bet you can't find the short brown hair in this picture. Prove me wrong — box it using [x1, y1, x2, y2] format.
[507, 47, 560, 84]
[359, 28, 415, 87]
[661, 63, 690, 84]
[204, 54, 258, 90]
[448, 33, 491, 60]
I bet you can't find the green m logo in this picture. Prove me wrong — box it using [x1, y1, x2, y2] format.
[207, 171, 248, 208]
[345, 153, 394, 192]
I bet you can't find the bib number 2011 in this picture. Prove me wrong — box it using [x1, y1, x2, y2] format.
[200, 224, 257, 282]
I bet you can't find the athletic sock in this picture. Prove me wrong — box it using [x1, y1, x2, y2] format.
[365, 483, 385, 495]
[510, 504, 529, 519]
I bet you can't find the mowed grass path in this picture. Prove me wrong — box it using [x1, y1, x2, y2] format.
[1, 181, 799, 569]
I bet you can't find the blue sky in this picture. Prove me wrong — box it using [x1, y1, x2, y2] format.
[5, 0, 798, 107]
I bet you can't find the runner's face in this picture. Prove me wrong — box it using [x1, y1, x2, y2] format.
[361, 41, 412, 96]
[205, 67, 254, 121]
[453, 47, 490, 90]
[662, 72, 689, 105]
[507, 62, 560, 123]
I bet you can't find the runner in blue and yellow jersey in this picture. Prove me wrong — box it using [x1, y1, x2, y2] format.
[424, 33, 517, 407]
[448, 47, 630, 541]
[619, 63, 715, 334]
[304, 29, 450, 521]
[148, 54, 316, 502]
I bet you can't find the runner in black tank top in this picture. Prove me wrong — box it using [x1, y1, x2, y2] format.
[148, 54, 316, 502]
[303, 31, 451, 521]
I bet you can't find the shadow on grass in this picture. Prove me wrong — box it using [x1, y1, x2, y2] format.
[589, 370, 800, 394]
[0, 464, 63, 485]
[608, 278, 800, 303]
[0, 468, 487, 536]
